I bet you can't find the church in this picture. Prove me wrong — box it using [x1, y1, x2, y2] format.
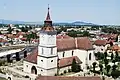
[23, 6, 96, 76]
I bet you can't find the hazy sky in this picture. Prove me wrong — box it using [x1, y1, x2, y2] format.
[0, 0, 120, 25]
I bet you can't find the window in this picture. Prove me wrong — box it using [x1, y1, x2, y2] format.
[51, 60, 53, 62]
[63, 52, 65, 57]
[41, 60, 43, 62]
[72, 51, 74, 56]
[26, 65, 28, 67]
[51, 48, 53, 55]
[101, 49, 103, 51]
[41, 48, 43, 54]
[41, 70, 43, 71]
[89, 53, 91, 60]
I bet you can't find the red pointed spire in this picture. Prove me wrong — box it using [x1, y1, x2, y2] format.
[45, 4, 51, 21]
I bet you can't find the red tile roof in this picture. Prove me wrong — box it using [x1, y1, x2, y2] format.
[94, 40, 107, 46]
[112, 45, 120, 51]
[77, 37, 93, 50]
[99, 34, 117, 39]
[59, 56, 82, 68]
[57, 38, 76, 51]
[36, 76, 102, 80]
[25, 48, 38, 64]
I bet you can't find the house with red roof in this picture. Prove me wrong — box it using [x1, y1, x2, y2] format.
[23, 7, 95, 76]
[93, 39, 108, 53]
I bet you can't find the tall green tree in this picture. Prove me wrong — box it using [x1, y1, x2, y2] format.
[71, 58, 81, 72]
[104, 59, 108, 67]
[111, 53, 114, 60]
[112, 65, 117, 71]
[104, 52, 107, 59]
[99, 64, 103, 74]
[111, 70, 120, 79]
[115, 51, 119, 62]
[106, 65, 111, 74]
[82, 31, 90, 37]
[112, 59, 116, 64]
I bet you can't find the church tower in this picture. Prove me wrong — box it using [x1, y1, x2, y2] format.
[37, 5, 58, 76]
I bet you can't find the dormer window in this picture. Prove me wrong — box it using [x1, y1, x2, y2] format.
[63, 52, 65, 57]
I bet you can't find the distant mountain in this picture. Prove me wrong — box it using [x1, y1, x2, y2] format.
[0, 19, 43, 25]
[72, 21, 95, 25]
[0, 19, 98, 26]
[53, 21, 97, 26]
[0, 19, 26, 24]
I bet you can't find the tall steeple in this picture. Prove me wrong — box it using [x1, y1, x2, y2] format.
[45, 4, 51, 21]
[42, 4, 54, 31]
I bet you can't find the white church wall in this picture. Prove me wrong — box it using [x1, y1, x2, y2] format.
[23, 61, 37, 74]
[73, 49, 87, 70]
[37, 67, 57, 76]
[58, 50, 74, 59]
[87, 50, 95, 66]
[37, 56, 57, 69]
[57, 49, 95, 70]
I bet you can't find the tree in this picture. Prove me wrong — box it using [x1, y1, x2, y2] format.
[71, 58, 81, 72]
[7, 54, 11, 63]
[99, 64, 103, 74]
[7, 27, 13, 34]
[112, 59, 116, 64]
[115, 51, 119, 62]
[82, 31, 90, 37]
[67, 30, 77, 38]
[72, 58, 77, 72]
[104, 59, 108, 67]
[110, 41, 113, 46]
[111, 53, 114, 60]
[111, 70, 120, 79]
[112, 65, 117, 71]
[94, 52, 104, 60]
[92, 62, 97, 71]
[106, 65, 111, 74]
[27, 34, 31, 43]
[21, 27, 28, 32]
[104, 52, 107, 59]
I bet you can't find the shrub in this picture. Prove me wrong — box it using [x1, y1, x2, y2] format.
[68, 69, 71, 72]
[111, 70, 120, 79]
[90, 70, 100, 74]
[54, 74, 57, 76]
[60, 73, 63, 75]
[64, 70, 67, 74]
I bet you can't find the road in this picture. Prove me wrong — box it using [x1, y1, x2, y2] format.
[0, 43, 37, 52]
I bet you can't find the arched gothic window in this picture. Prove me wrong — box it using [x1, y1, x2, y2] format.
[31, 66, 37, 74]
[89, 53, 91, 60]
